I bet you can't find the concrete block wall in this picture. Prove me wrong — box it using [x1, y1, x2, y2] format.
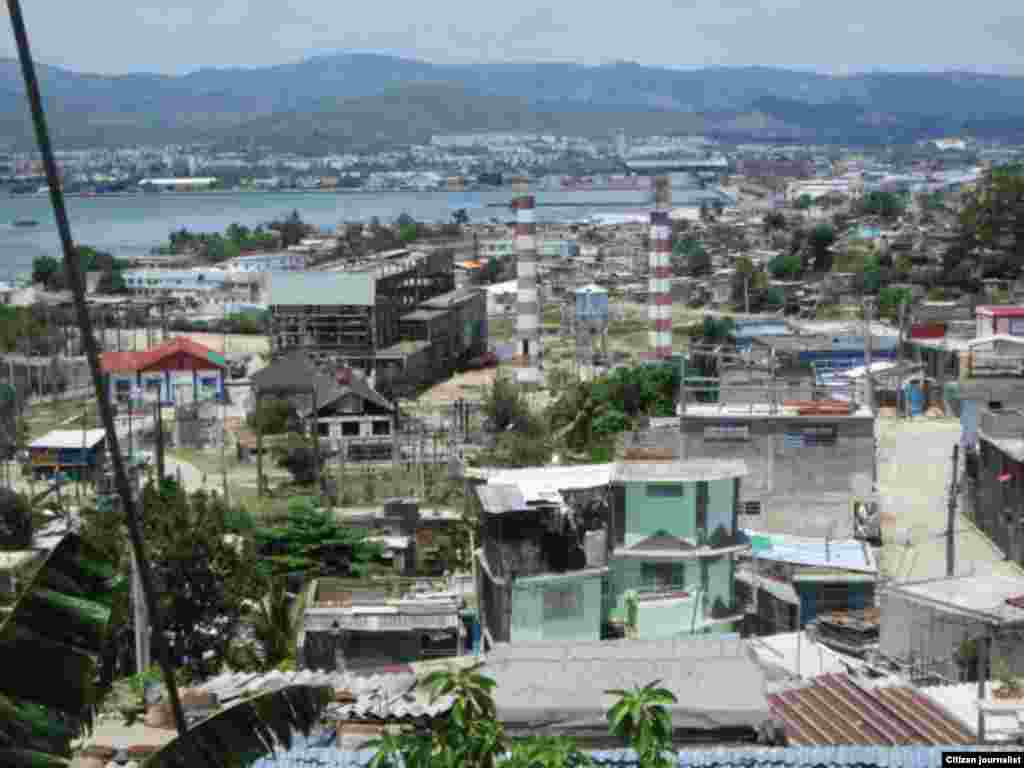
[880, 590, 1024, 680]
[966, 438, 1024, 565]
[681, 416, 875, 538]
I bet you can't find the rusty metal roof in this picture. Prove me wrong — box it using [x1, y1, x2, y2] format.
[767, 674, 974, 746]
[816, 608, 881, 632]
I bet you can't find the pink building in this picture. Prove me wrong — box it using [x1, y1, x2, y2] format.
[976, 305, 1024, 338]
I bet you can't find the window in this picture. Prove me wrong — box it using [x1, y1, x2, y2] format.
[372, 420, 391, 436]
[318, 422, 329, 436]
[646, 483, 683, 498]
[784, 426, 838, 448]
[704, 424, 750, 442]
[642, 563, 680, 591]
[341, 421, 360, 437]
[696, 481, 708, 530]
[740, 501, 761, 516]
[820, 583, 849, 612]
[543, 584, 583, 620]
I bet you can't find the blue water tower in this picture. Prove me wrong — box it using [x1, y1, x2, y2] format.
[575, 283, 609, 327]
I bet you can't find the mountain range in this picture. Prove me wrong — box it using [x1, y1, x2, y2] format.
[2, 53, 1024, 151]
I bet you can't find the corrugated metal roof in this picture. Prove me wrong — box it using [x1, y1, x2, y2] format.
[742, 530, 876, 574]
[475, 483, 528, 515]
[484, 635, 773, 733]
[252, 745, 1013, 767]
[482, 464, 615, 502]
[269, 271, 376, 306]
[766, 674, 974, 746]
[29, 429, 107, 450]
[195, 668, 452, 721]
[885, 574, 1024, 624]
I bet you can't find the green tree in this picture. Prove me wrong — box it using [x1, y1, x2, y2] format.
[673, 236, 710, 276]
[370, 664, 509, 768]
[135, 479, 264, 681]
[808, 224, 836, 272]
[0, 488, 32, 548]
[254, 496, 382, 579]
[607, 680, 678, 768]
[768, 252, 801, 279]
[277, 443, 323, 486]
[878, 286, 913, 321]
[763, 286, 785, 310]
[547, 364, 680, 460]
[245, 576, 302, 671]
[956, 165, 1024, 279]
[248, 397, 296, 435]
[763, 211, 787, 232]
[860, 191, 906, 220]
[31, 254, 60, 286]
[269, 210, 310, 247]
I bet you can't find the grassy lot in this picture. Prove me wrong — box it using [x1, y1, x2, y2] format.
[23, 397, 100, 440]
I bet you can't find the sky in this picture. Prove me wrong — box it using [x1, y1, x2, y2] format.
[4, 0, 1023, 76]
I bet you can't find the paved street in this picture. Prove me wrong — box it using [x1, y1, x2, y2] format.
[877, 417, 1022, 582]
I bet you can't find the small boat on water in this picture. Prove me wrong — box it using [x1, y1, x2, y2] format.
[12, 218, 38, 227]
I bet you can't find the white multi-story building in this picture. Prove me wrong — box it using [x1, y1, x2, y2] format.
[223, 252, 308, 273]
[122, 268, 228, 296]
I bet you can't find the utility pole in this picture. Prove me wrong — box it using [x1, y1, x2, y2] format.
[154, 399, 165, 484]
[897, 300, 907, 418]
[863, 297, 875, 415]
[977, 632, 989, 744]
[311, 385, 321, 503]
[131, 467, 150, 674]
[947, 444, 959, 578]
[220, 390, 228, 503]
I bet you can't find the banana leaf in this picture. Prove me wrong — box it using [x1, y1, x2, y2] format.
[0, 693, 77, 756]
[143, 685, 333, 768]
[0, 748, 70, 768]
[0, 534, 123, 759]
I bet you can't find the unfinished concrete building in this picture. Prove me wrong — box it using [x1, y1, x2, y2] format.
[267, 249, 486, 395]
[679, 397, 877, 541]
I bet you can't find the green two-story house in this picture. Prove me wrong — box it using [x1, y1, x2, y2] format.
[606, 460, 750, 638]
[471, 459, 749, 651]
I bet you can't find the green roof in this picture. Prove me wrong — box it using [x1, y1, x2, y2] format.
[269, 271, 375, 306]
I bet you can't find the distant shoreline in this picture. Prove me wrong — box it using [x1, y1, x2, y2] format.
[3, 187, 511, 200]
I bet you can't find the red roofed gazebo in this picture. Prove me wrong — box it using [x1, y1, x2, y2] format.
[101, 337, 227, 406]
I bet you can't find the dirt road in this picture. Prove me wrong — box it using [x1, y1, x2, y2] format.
[877, 416, 1021, 581]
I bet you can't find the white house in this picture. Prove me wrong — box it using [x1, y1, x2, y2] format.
[224, 252, 307, 273]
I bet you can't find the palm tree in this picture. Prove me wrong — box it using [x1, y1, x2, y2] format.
[249, 577, 303, 670]
[0, 534, 124, 767]
[606, 680, 678, 768]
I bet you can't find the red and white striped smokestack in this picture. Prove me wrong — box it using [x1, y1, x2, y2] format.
[648, 176, 672, 360]
[512, 176, 540, 382]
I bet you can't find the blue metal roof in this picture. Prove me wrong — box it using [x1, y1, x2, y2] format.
[253, 746, 1011, 768]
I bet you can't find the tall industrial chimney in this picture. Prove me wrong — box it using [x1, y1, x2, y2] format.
[512, 176, 541, 382]
[648, 175, 672, 360]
